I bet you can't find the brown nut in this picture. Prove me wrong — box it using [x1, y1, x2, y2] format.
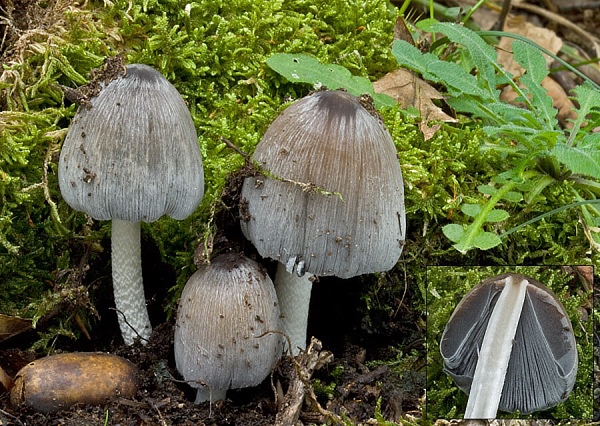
[10, 352, 138, 413]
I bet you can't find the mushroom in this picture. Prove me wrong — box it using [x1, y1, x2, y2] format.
[58, 64, 204, 345]
[440, 273, 578, 418]
[240, 90, 405, 354]
[174, 252, 283, 403]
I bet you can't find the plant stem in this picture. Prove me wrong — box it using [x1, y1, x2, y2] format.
[465, 274, 527, 419]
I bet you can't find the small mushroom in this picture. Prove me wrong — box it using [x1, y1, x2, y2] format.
[440, 273, 578, 418]
[58, 64, 204, 345]
[240, 90, 405, 354]
[10, 352, 138, 413]
[174, 253, 283, 403]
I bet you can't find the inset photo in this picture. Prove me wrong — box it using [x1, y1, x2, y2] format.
[425, 265, 593, 421]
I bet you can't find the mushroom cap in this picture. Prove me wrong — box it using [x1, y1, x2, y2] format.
[174, 253, 283, 394]
[240, 90, 405, 278]
[440, 273, 578, 414]
[58, 64, 204, 222]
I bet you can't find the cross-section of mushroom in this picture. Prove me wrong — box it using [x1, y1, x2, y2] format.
[440, 273, 578, 418]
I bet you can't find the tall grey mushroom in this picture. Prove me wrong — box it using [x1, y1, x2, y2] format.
[174, 253, 283, 403]
[59, 64, 204, 345]
[240, 90, 405, 354]
[440, 273, 578, 418]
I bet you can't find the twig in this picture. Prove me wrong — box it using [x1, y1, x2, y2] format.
[512, 2, 600, 57]
[148, 398, 169, 426]
[110, 308, 150, 345]
[0, 407, 25, 426]
[221, 136, 252, 165]
[274, 337, 341, 426]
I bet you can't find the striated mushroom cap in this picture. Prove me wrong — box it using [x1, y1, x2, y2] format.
[240, 90, 405, 279]
[174, 253, 283, 402]
[440, 273, 578, 414]
[58, 64, 204, 222]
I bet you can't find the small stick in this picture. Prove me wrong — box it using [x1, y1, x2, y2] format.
[221, 136, 252, 165]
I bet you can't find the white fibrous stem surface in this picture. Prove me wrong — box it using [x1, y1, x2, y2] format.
[111, 219, 152, 345]
[274, 262, 313, 356]
[465, 275, 527, 419]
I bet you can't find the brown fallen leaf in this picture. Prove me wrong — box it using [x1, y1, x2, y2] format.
[0, 364, 14, 393]
[393, 16, 415, 45]
[497, 15, 563, 78]
[0, 313, 32, 343]
[374, 68, 457, 140]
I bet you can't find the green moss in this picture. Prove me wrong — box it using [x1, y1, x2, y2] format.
[0, 6, 596, 426]
[0, 0, 401, 319]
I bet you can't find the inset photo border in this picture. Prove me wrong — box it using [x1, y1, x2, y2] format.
[425, 265, 594, 421]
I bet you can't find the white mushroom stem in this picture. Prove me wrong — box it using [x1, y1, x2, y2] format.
[274, 262, 313, 356]
[465, 275, 527, 419]
[111, 219, 152, 345]
[195, 388, 227, 404]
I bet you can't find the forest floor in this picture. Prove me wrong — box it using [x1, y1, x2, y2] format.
[1, 0, 599, 425]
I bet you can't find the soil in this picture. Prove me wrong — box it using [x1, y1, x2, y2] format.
[0, 164, 424, 424]
[0, 268, 423, 425]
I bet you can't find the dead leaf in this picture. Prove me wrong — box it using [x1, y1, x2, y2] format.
[497, 15, 563, 78]
[0, 314, 32, 343]
[393, 16, 415, 45]
[0, 365, 14, 393]
[374, 68, 457, 140]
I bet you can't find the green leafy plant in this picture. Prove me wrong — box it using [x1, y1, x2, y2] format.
[266, 53, 395, 108]
[266, 21, 600, 254]
[392, 21, 600, 253]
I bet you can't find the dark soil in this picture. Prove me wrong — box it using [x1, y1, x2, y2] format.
[0, 266, 424, 425]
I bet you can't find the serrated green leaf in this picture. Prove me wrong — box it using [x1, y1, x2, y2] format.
[511, 40, 548, 84]
[447, 97, 498, 122]
[391, 40, 439, 81]
[461, 204, 482, 217]
[573, 82, 600, 121]
[485, 209, 509, 222]
[553, 141, 600, 179]
[567, 82, 600, 145]
[442, 224, 465, 243]
[427, 61, 486, 98]
[266, 54, 395, 108]
[421, 21, 499, 96]
[517, 70, 557, 130]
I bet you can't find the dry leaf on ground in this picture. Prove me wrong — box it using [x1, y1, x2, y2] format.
[0, 314, 32, 343]
[497, 14, 563, 76]
[374, 68, 457, 140]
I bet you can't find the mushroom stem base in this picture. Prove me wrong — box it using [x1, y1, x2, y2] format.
[274, 262, 313, 356]
[195, 387, 227, 404]
[111, 219, 152, 345]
